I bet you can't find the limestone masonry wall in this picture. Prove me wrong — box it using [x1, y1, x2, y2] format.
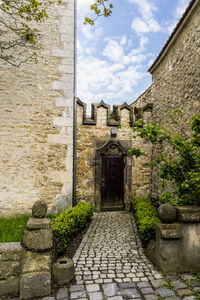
[0, 0, 75, 215]
[76, 99, 153, 209]
[149, 1, 200, 200]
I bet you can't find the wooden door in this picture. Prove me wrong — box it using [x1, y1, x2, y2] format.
[101, 156, 125, 210]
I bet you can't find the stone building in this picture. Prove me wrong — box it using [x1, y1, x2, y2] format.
[0, 0, 75, 215]
[131, 0, 200, 201]
[0, 0, 199, 215]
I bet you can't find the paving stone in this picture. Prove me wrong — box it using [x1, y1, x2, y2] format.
[121, 288, 140, 298]
[119, 282, 136, 288]
[102, 283, 120, 297]
[151, 279, 164, 289]
[70, 285, 85, 292]
[137, 281, 151, 288]
[156, 287, 175, 297]
[172, 280, 188, 290]
[140, 287, 154, 294]
[181, 274, 194, 281]
[176, 289, 193, 297]
[107, 297, 124, 300]
[88, 291, 103, 300]
[70, 291, 87, 299]
[190, 280, 199, 287]
[143, 295, 158, 300]
[165, 298, 181, 300]
[86, 284, 100, 293]
[57, 287, 68, 299]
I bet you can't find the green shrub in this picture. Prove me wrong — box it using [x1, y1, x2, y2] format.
[132, 197, 160, 246]
[50, 202, 93, 255]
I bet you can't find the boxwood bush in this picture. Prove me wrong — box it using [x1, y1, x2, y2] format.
[132, 197, 160, 246]
[51, 202, 93, 255]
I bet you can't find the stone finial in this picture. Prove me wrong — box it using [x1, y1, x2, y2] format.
[158, 203, 177, 223]
[32, 200, 47, 218]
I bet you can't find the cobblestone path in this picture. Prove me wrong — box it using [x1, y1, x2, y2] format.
[53, 211, 199, 300]
[6, 211, 200, 300]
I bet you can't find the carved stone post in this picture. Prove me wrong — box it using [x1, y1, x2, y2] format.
[20, 201, 53, 299]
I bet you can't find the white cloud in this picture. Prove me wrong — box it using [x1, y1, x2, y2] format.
[131, 17, 149, 33]
[103, 40, 124, 62]
[168, 0, 190, 33]
[120, 34, 127, 46]
[129, 0, 161, 34]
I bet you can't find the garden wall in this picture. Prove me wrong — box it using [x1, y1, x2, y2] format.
[0, 0, 75, 216]
[0, 243, 24, 296]
[76, 99, 153, 210]
[147, 206, 200, 273]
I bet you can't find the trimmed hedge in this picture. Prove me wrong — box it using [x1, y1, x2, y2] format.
[132, 197, 160, 246]
[51, 202, 93, 255]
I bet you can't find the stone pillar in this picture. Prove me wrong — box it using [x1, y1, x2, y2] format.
[147, 205, 200, 274]
[20, 201, 53, 299]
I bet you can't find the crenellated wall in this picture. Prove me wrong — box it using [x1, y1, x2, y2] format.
[76, 99, 153, 210]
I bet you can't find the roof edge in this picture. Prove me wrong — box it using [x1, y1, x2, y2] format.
[148, 0, 198, 74]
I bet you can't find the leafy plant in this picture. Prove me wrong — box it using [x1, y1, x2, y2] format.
[0, 0, 62, 66]
[50, 202, 93, 255]
[131, 113, 200, 206]
[132, 197, 160, 246]
[84, 0, 113, 25]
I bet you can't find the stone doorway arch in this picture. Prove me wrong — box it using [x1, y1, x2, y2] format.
[95, 140, 132, 211]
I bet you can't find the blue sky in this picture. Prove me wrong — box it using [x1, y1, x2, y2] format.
[77, 0, 190, 112]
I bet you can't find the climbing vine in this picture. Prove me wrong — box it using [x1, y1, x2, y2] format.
[130, 112, 200, 206]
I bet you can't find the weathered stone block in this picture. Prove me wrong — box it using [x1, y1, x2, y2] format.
[52, 257, 75, 285]
[22, 229, 53, 251]
[27, 217, 51, 230]
[22, 251, 51, 274]
[20, 272, 51, 299]
[147, 238, 182, 273]
[0, 261, 21, 279]
[155, 223, 182, 239]
[0, 277, 20, 296]
[158, 204, 177, 223]
[0, 242, 23, 261]
[177, 206, 200, 222]
[181, 223, 200, 271]
[32, 200, 47, 218]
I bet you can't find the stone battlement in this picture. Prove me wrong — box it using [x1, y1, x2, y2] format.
[77, 98, 153, 127]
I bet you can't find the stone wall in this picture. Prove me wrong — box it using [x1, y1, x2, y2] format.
[76, 99, 153, 210]
[0, 0, 75, 215]
[147, 206, 200, 273]
[0, 243, 24, 296]
[149, 1, 200, 201]
[131, 85, 152, 109]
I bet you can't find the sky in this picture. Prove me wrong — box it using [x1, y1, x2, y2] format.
[77, 0, 191, 113]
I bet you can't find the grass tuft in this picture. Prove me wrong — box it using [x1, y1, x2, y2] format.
[0, 215, 30, 243]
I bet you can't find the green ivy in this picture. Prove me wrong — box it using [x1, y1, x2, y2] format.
[131, 113, 200, 206]
[132, 197, 160, 246]
[51, 202, 94, 255]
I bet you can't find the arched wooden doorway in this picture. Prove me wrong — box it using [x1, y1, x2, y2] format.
[95, 140, 132, 212]
[101, 144, 125, 210]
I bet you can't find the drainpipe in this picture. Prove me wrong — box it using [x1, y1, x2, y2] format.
[72, 0, 77, 207]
